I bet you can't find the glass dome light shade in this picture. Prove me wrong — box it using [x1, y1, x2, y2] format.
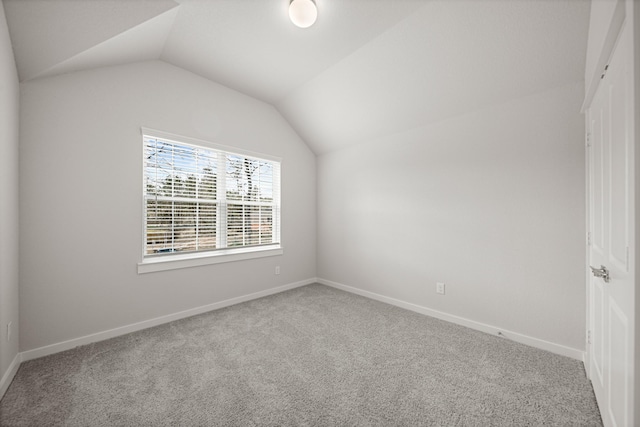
[289, 0, 317, 28]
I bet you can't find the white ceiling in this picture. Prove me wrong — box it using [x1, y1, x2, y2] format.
[2, 0, 590, 155]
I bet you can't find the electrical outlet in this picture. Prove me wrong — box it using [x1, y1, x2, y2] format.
[7, 321, 12, 342]
[275, 266, 280, 275]
[436, 282, 445, 295]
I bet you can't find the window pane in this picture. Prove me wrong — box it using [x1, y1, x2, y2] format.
[173, 202, 197, 252]
[226, 204, 274, 246]
[198, 203, 217, 250]
[226, 155, 264, 202]
[198, 167, 217, 200]
[227, 203, 246, 247]
[260, 206, 273, 244]
[145, 199, 175, 254]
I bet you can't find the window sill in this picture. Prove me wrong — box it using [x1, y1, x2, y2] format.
[137, 245, 283, 274]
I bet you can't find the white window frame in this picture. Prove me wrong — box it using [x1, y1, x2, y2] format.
[138, 128, 282, 274]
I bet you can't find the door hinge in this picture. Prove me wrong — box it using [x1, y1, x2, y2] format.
[600, 64, 609, 79]
[626, 246, 629, 270]
[587, 231, 591, 246]
[587, 330, 591, 345]
[586, 132, 591, 147]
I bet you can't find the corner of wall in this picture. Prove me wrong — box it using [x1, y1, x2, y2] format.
[0, 0, 21, 400]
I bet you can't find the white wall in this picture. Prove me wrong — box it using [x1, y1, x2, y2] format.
[0, 0, 20, 387]
[317, 82, 586, 351]
[19, 60, 316, 352]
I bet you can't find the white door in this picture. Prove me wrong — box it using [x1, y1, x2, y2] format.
[587, 19, 634, 427]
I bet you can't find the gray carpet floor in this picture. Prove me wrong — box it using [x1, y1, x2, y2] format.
[0, 284, 602, 426]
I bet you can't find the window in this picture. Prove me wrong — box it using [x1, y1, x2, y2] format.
[139, 129, 281, 273]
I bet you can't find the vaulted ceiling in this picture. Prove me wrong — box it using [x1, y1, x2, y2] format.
[3, 0, 590, 154]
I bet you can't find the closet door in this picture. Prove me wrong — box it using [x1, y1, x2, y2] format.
[587, 19, 634, 427]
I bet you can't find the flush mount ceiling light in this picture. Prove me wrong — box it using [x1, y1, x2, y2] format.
[289, 0, 317, 28]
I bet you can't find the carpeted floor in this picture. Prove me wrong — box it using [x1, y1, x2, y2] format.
[0, 284, 601, 426]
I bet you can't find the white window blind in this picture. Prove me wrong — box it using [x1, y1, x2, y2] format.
[143, 133, 280, 259]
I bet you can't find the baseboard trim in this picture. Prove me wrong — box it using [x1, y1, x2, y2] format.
[13, 276, 583, 378]
[21, 278, 316, 362]
[317, 277, 585, 361]
[0, 353, 22, 400]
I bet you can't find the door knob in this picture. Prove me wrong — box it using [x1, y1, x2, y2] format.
[590, 265, 610, 283]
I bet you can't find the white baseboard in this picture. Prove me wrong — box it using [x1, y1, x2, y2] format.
[317, 277, 585, 361]
[0, 353, 22, 400]
[21, 278, 315, 362]
[11, 276, 583, 387]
